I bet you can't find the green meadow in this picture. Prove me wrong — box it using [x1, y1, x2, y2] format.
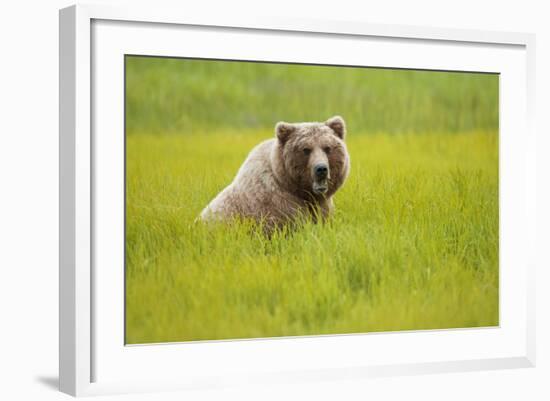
[125, 56, 499, 344]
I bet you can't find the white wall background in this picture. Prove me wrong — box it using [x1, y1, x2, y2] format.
[0, 1, 548, 400]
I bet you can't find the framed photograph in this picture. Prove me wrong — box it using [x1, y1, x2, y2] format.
[59, 4, 536, 396]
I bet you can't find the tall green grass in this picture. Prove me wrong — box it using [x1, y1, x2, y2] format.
[125, 56, 499, 344]
[125, 56, 498, 136]
[125, 130, 498, 343]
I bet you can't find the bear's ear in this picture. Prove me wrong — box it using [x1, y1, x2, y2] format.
[275, 122, 296, 144]
[325, 116, 346, 140]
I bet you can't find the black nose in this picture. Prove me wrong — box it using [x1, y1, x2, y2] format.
[314, 164, 328, 178]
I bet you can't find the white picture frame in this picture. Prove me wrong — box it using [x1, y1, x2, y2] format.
[59, 3, 536, 397]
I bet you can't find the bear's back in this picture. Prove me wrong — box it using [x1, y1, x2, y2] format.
[200, 138, 291, 222]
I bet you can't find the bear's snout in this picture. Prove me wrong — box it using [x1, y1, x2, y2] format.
[314, 163, 329, 179]
[312, 162, 330, 195]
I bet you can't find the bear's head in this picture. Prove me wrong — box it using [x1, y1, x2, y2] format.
[272, 116, 350, 200]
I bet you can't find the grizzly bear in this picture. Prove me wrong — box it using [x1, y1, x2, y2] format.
[199, 116, 350, 230]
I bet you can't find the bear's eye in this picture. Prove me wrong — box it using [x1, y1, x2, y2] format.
[323, 146, 331, 154]
[303, 148, 312, 156]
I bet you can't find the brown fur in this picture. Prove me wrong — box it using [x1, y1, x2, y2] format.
[199, 116, 350, 231]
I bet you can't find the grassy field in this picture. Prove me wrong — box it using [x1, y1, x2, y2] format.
[125, 57, 498, 135]
[125, 57, 499, 344]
